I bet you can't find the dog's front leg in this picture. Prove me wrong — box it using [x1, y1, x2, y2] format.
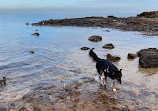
[105, 77, 107, 84]
[113, 80, 116, 91]
[99, 75, 102, 85]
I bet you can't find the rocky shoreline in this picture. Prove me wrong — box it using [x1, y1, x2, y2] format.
[32, 11, 158, 36]
[0, 77, 131, 111]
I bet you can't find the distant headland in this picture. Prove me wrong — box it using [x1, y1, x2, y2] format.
[32, 11, 158, 36]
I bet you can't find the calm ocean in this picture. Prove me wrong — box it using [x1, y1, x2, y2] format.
[0, 14, 158, 110]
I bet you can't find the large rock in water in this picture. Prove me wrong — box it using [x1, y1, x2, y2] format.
[88, 35, 102, 42]
[137, 48, 158, 68]
[137, 11, 158, 18]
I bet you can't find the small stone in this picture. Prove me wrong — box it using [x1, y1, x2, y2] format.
[26, 22, 29, 25]
[127, 53, 137, 59]
[29, 51, 35, 54]
[81, 47, 90, 50]
[10, 103, 15, 106]
[31, 33, 39, 36]
[102, 43, 114, 49]
[19, 107, 28, 111]
[50, 98, 58, 104]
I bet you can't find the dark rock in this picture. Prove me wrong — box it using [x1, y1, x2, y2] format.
[137, 48, 158, 57]
[120, 107, 130, 111]
[127, 53, 137, 59]
[88, 35, 102, 42]
[31, 15, 158, 36]
[137, 11, 158, 18]
[19, 107, 28, 111]
[56, 92, 67, 99]
[108, 15, 117, 18]
[0, 107, 7, 111]
[29, 51, 35, 54]
[137, 48, 158, 68]
[31, 33, 39, 36]
[81, 47, 90, 50]
[107, 54, 121, 62]
[33, 106, 41, 111]
[25, 22, 29, 25]
[10, 103, 15, 106]
[35, 29, 38, 31]
[102, 43, 114, 49]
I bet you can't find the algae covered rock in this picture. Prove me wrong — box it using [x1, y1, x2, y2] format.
[88, 35, 102, 42]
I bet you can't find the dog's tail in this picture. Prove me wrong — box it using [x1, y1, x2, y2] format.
[89, 48, 101, 62]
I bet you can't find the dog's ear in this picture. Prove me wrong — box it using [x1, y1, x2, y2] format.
[120, 69, 122, 72]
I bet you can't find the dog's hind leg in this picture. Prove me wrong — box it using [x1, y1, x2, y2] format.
[103, 72, 108, 84]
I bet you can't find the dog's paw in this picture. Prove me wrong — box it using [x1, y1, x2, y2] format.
[113, 88, 116, 92]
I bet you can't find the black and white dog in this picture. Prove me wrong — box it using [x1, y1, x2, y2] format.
[89, 48, 122, 91]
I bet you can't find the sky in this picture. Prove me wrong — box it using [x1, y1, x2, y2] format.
[0, 0, 158, 15]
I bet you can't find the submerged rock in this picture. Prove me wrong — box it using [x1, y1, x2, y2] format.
[29, 51, 35, 54]
[25, 22, 29, 25]
[0, 107, 7, 111]
[102, 43, 114, 49]
[107, 54, 121, 62]
[127, 53, 137, 59]
[81, 47, 90, 50]
[137, 48, 158, 68]
[88, 35, 102, 42]
[31, 33, 39, 36]
[35, 29, 39, 31]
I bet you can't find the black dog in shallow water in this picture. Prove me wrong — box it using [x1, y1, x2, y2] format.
[89, 48, 122, 91]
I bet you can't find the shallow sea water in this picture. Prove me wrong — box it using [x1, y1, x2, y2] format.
[0, 14, 158, 110]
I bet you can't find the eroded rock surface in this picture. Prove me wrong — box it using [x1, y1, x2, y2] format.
[137, 11, 158, 18]
[102, 43, 114, 49]
[32, 13, 158, 36]
[137, 48, 158, 68]
[88, 35, 102, 42]
[127, 53, 137, 59]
